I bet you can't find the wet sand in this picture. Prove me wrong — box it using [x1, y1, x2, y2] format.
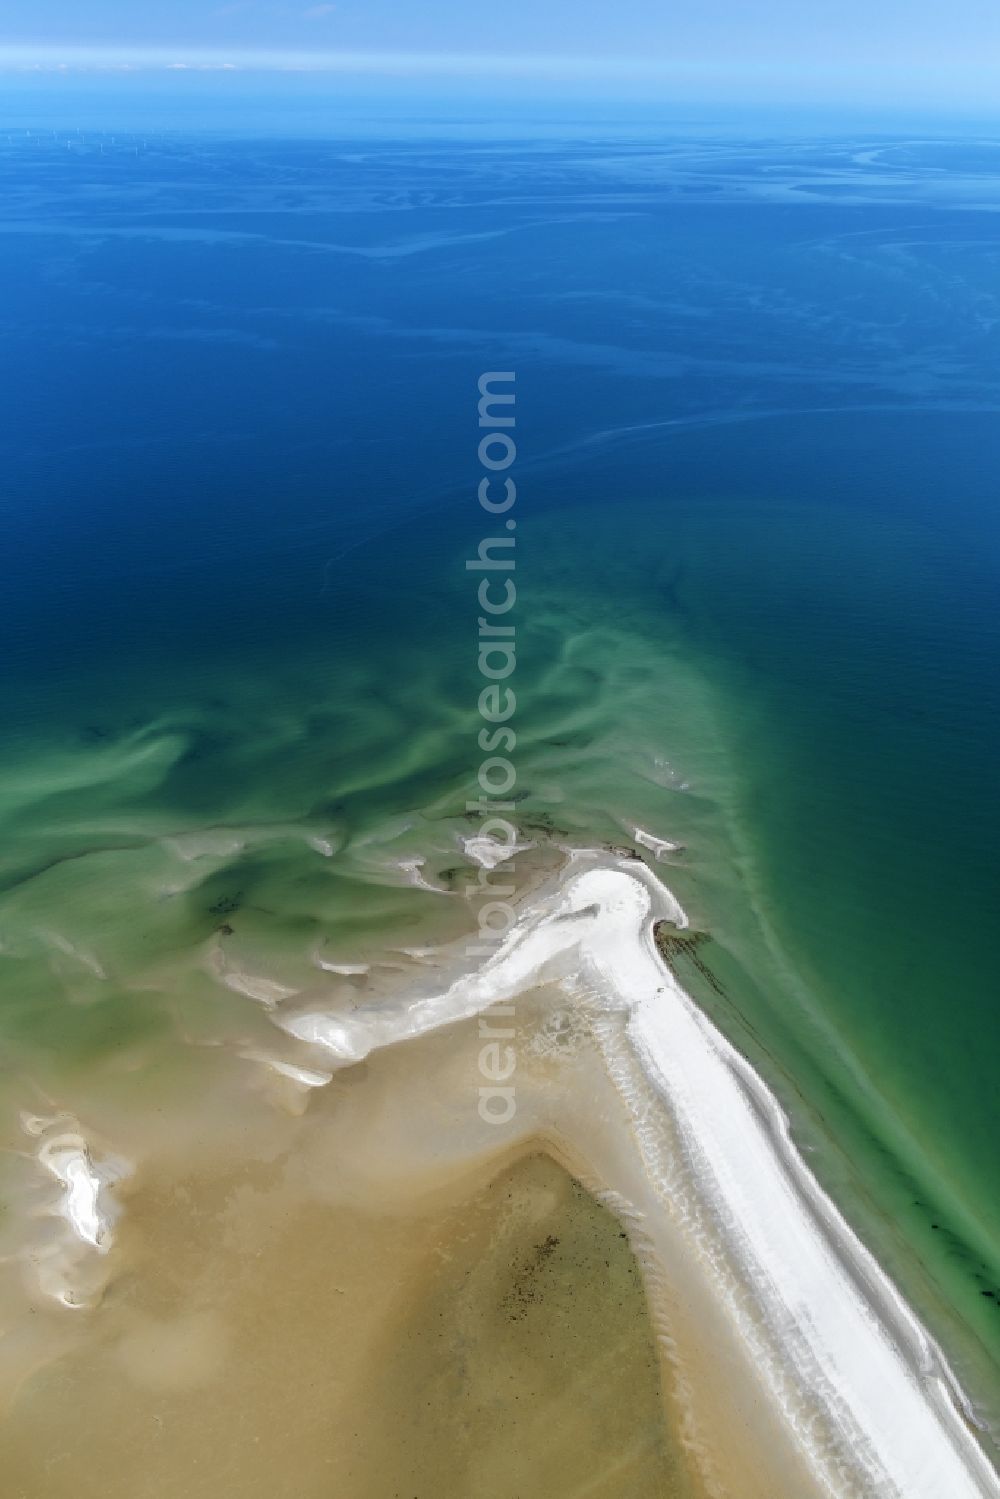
[0, 920, 806, 1499]
[0, 847, 996, 1498]
[1, 1149, 685, 1499]
[0, 1002, 692, 1499]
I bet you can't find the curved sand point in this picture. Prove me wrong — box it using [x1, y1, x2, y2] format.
[279, 850, 1000, 1499]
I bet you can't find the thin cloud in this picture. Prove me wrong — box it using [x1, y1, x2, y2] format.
[0, 44, 995, 109]
[0, 44, 667, 75]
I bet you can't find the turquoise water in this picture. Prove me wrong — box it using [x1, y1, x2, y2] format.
[0, 124, 998, 1433]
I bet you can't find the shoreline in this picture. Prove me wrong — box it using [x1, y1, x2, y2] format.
[276, 845, 1000, 1497]
[9, 836, 997, 1494]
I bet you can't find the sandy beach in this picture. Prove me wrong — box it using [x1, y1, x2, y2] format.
[267, 846, 1000, 1498]
[7, 839, 995, 1495]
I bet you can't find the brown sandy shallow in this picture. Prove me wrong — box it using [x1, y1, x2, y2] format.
[2, 1155, 680, 1499]
[0, 982, 817, 1499]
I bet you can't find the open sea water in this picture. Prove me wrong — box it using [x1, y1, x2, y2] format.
[0, 119, 998, 1430]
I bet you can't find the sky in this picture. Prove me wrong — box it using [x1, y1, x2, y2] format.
[1, 0, 999, 110]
